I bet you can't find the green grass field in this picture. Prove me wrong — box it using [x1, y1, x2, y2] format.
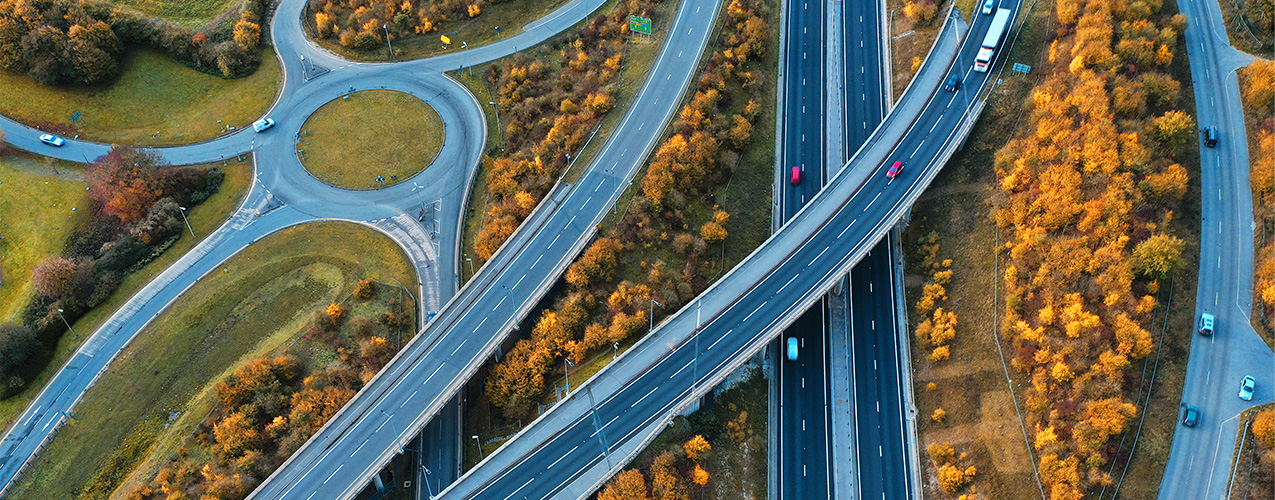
[298, 90, 444, 190]
[6, 222, 417, 499]
[0, 47, 281, 147]
[0, 157, 88, 324]
[0, 159, 253, 434]
[111, 0, 239, 28]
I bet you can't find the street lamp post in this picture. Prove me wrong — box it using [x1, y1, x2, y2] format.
[420, 466, 435, 499]
[383, 24, 393, 57]
[56, 308, 76, 338]
[563, 358, 575, 394]
[648, 299, 663, 332]
[472, 435, 483, 459]
[613, 342, 619, 360]
[465, 257, 474, 276]
[178, 206, 195, 238]
[380, 409, 404, 454]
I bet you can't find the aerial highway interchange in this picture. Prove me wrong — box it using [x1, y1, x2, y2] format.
[0, 0, 1270, 496]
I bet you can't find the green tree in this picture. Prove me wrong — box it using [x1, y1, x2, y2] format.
[1132, 233, 1185, 278]
[1151, 110, 1194, 147]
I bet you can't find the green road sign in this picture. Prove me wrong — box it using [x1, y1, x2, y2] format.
[629, 15, 652, 35]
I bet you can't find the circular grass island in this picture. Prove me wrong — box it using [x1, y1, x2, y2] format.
[298, 90, 444, 190]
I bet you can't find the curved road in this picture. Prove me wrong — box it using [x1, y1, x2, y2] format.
[1156, 0, 1273, 497]
[0, 0, 615, 492]
[433, 4, 1015, 497]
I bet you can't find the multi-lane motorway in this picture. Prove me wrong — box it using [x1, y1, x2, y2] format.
[434, 4, 1014, 497]
[245, 0, 727, 497]
[1156, 0, 1273, 495]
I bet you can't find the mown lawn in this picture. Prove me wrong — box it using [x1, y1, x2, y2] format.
[0, 47, 281, 147]
[0, 160, 253, 434]
[299, 90, 444, 190]
[6, 222, 417, 500]
[111, 0, 239, 28]
[0, 156, 88, 324]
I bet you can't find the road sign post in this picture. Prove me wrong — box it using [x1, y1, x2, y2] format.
[629, 15, 652, 42]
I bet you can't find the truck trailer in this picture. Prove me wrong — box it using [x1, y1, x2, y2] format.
[974, 9, 1011, 72]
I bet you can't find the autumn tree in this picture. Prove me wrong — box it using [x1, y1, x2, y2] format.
[599, 469, 650, 500]
[683, 435, 711, 461]
[32, 257, 82, 298]
[691, 464, 709, 487]
[354, 278, 376, 300]
[650, 451, 688, 500]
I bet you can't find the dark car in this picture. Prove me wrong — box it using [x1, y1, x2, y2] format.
[1202, 127, 1219, 147]
[791, 166, 801, 185]
[886, 160, 904, 180]
[944, 74, 961, 92]
[1182, 405, 1199, 427]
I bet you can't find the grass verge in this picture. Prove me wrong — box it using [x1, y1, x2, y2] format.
[0, 154, 88, 323]
[1228, 403, 1274, 500]
[304, 0, 570, 62]
[0, 47, 281, 147]
[887, 0, 953, 100]
[0, 159, 253, 433]
[110, 0, 239, 28]
[5, 222, 417, 499]
[449, 0, 677, 284]
[615, 368, 768, 499]
[298, 90, 444, 190]
[1216, 0, 1274, 54]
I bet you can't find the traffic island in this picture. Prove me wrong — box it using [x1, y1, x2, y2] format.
[298, 90, 444, 190]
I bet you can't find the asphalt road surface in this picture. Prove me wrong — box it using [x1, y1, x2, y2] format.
[434, 4, 1019, 497]
[774, 0, 833, 494]
[0, 0, 613, 493]
[778, 303, 834, 499]
[848, 238, 911, 500]
[245, 0, 728, 497]
[1155, 0, 1274, 496]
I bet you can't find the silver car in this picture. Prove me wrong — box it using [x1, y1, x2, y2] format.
[39, 134, 65, 147]
[1239, 376, 1255, 401]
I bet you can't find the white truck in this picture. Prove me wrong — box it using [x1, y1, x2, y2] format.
[974, 9, 1011, 72]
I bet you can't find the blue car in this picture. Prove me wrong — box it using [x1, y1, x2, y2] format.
[786, 337, 798, 361]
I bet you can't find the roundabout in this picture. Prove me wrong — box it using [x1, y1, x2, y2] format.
[297, 90, 444, 190]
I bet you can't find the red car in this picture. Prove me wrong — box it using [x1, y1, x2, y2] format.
[790, 166, 801, 185]
[886, 161, 904, 180]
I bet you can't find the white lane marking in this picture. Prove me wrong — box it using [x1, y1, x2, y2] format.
[506, 478, 534, 499]
[779, 274, 800, 292]
[812, 246, 830, 262]
[635, 386, 661, 406]
[514, 274, 527, 289]
[546, 445, 577, 470]
[451, 337, 468, 356]
[494, 295, 507, 310]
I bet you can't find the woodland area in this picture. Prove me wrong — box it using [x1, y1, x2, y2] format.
[469, 0, 657, 265]
[0, 146, 221, 398]
[1239, 407, 1275, 500]
[481, 0, 771, 421]
[0, 0, 268, 85]
[309, 0, 490, 50]
[121, 285, 413, 499]
[1238, 58, 1274, 337]
[989, 0, 1195, 495]
[596, 369, 767, 500]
